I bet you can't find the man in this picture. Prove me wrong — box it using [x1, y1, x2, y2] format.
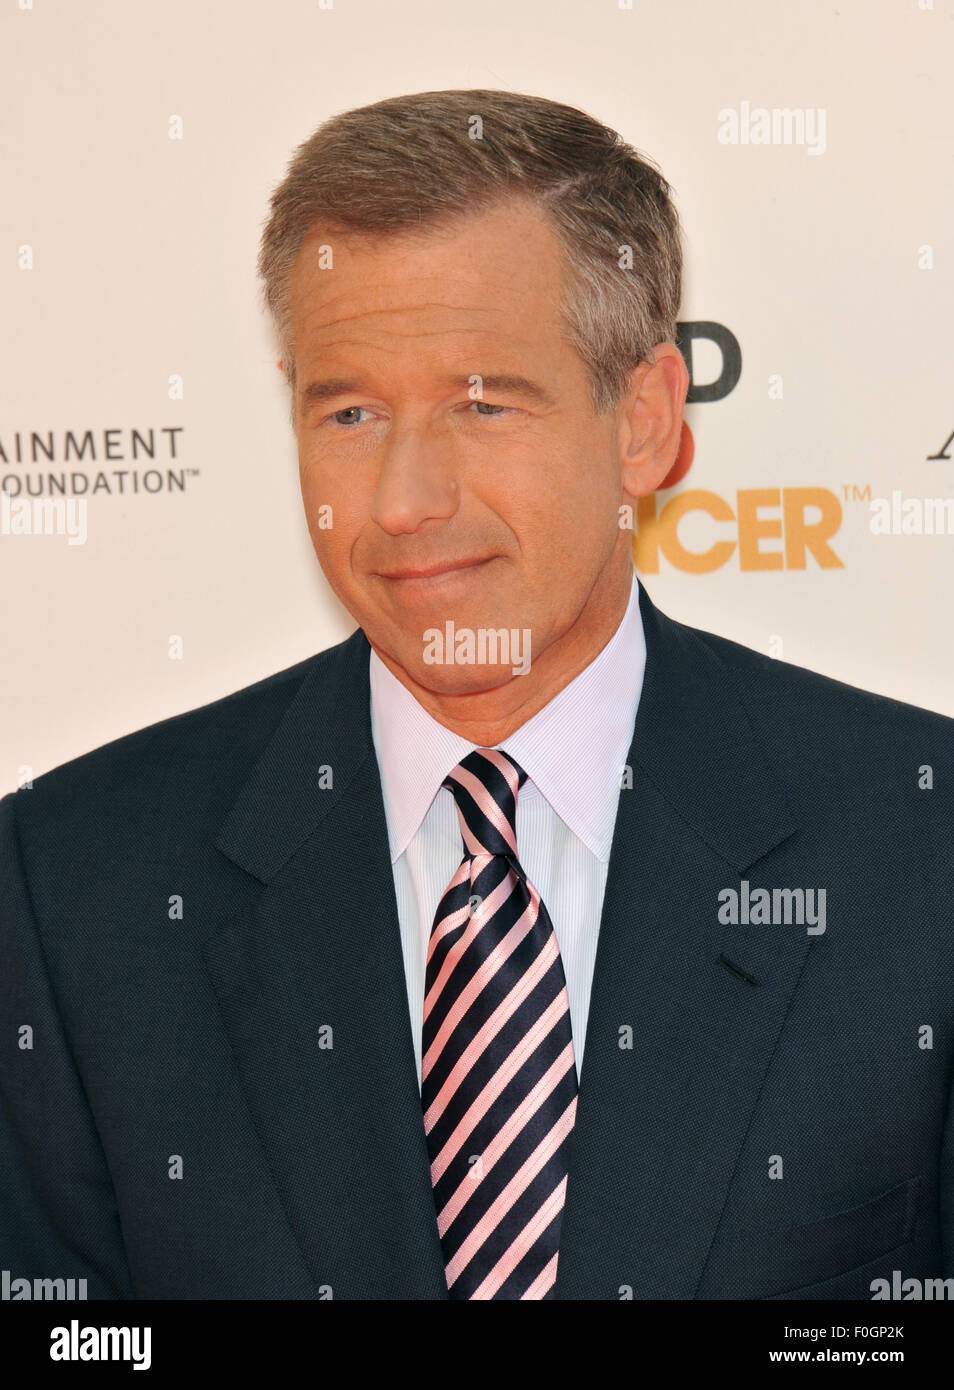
[2, 90, 952, 1301]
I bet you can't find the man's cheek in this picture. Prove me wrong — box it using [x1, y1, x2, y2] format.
[300, 476, 352, 539]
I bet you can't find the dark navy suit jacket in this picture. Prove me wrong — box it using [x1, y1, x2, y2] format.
[2, 580, 953, 1299]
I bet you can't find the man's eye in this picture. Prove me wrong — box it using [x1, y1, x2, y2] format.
[329, 406, 373, 426]
[469, 401, 515, 417]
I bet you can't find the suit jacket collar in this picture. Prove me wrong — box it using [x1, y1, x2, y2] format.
[208, 580, 807, 1298]
[216, 580, 794, 884]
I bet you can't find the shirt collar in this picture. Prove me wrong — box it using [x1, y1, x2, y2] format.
[369, 566, 645, 864]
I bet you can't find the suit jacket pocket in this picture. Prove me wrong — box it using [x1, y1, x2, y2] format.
[696, 1175, 921, 1300]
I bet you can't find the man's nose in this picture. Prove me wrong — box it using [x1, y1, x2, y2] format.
[370, 424, 460, 536]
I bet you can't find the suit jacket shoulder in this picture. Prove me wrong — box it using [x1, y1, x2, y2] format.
[5, 633, 364, 931]
[641, 601, 954, 841]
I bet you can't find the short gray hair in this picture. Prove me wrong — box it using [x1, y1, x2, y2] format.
[258, 89, 683, 419]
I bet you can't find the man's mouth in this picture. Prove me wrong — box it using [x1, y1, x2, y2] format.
[376, 556, 496, 581]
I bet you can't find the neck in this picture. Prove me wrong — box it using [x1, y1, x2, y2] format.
[372, 553, 635, 745]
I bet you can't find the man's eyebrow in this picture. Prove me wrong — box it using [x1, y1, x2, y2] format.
[299, 378, 363, 409]
[298, 373, 556, 409]
[445, 373, 556, 406]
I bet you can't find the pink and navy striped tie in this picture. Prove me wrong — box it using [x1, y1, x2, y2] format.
[421, 747, 578, 1300]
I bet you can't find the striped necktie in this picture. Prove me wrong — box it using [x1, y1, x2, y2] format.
[421, 746, 578, 1300]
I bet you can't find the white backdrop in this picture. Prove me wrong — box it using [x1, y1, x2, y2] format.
[2, 0, 952, 790]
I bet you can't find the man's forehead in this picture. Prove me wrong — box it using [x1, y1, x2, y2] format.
[289, 268, 561, 363]
[288, 202, 565, 309]
[286, 204, 572, 385]
[290, 310, 538, 374]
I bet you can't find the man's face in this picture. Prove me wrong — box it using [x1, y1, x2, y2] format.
[288, 198, 633, 694]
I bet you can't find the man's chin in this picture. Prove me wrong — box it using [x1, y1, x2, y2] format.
[403, 660, 529, 696]
[363, 606, 537, 689]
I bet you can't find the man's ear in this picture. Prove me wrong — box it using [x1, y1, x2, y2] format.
[618, 343, 690, 499]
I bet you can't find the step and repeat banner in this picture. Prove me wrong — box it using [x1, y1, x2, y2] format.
[1, 0, 951, 787]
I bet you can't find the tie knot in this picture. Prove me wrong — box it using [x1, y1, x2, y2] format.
[442, 747, 527, 860]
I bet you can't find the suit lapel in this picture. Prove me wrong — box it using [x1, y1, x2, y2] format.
[204, 628, 448, 1299]
[555, 581, 810, 1298]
